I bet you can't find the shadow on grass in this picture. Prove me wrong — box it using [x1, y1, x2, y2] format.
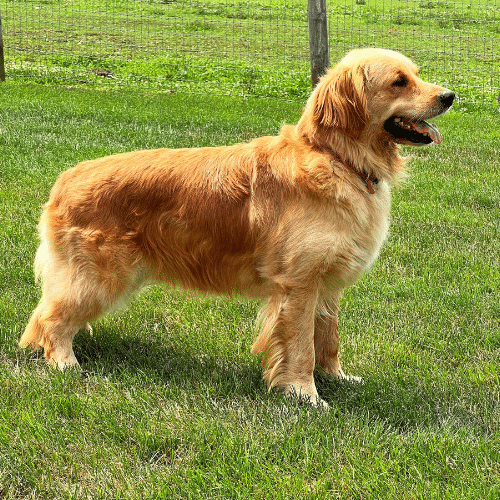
[72, 326, 265, 401]
[315, 368, 482, 434]
[65, 325, 480, 433]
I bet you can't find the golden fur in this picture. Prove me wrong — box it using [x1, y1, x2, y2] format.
[21, 49, 454, 406]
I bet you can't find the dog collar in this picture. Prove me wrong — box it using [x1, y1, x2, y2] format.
[327, 150, 379, 194]
[364, 174, 379, 194]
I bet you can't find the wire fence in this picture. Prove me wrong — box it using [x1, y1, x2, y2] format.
[1, 0, 499, 105]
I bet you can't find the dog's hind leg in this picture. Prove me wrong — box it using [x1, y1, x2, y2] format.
[21, 254, 85, 368]
[22, 297, 86, 370]
[20, 229, 141, 369]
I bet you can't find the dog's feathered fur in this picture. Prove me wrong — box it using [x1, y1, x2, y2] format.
[21, 49, 454, 405]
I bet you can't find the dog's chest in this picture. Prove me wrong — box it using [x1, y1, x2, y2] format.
[359, 202, 390, 271]
[322, 184, 391, 290]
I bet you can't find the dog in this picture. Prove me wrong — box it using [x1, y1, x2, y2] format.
[20, 48, 454, 406]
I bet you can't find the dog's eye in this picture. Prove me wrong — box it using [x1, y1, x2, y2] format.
[392, 76, 408, 87]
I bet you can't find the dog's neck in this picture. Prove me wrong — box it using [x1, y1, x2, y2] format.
[296, 121, 406, 187]
[326, 149, 380, 194]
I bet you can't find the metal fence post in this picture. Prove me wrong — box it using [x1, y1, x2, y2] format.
[0, 9, 5, 82]
[307, 0, 329, 88]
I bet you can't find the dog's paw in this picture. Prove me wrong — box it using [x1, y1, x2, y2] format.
[312, 396, 330, 408]
[333, 369, 364, 384]
[283, 385, 329, 408]
[340, 374, 364, 384]
[318, 367, 364, 385]
[47, 351, 81, 371]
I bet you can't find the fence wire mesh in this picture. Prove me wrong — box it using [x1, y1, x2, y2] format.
[1, 0, 499, 104]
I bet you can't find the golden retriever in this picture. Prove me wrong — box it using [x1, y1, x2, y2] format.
[21, 48, 454, 406]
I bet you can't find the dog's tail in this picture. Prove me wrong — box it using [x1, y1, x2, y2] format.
[19, 305, 44, 348]
[20, 219, 51, 348]
[33, 238, 50, 285]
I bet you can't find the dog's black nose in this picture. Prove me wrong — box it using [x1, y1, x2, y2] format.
[438, 90, 455, 109]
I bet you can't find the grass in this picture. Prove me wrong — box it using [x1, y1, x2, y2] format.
[2, 0, 499, 103]
[0, 83, 499, 499]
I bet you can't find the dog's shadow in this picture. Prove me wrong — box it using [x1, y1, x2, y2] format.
[72, 325, 371, 410]
[72, 326, 265, 401]
[71, 326, 445, 432]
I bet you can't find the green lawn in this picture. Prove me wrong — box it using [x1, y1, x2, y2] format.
[0, 83, 499, 499]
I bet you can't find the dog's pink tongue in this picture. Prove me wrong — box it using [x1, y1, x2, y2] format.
[414, 120, 442, 144]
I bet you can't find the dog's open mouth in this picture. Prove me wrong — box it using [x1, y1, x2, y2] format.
[384, 116, 442, 146]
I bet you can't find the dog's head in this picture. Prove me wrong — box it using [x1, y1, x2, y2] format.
[300, 48, 454, 148]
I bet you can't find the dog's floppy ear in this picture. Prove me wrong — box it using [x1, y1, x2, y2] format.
[313, 64, 367, 137]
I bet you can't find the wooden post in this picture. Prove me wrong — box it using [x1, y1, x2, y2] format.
[307, 0, 329, 88]
[0, 9, 5, 82]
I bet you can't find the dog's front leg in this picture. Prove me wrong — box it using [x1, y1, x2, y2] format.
[314, 298, 363, 384]
[252, 285, 326, 406]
